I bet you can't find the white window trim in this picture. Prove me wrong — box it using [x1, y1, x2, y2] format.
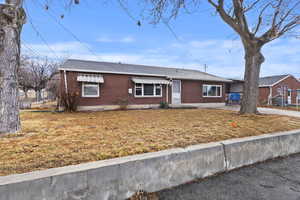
[82, 83, 100, 98]
[203, 84, 222, 98]
[134, 83, 163, 98]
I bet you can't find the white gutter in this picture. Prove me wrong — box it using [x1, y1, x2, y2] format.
[58, 68, 167, 78]
[64, 70, 68, 94]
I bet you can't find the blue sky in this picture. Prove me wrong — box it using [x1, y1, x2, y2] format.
[11, 0, 300, 78]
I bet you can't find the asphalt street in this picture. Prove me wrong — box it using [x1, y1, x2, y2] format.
[157, 154, 300, 200]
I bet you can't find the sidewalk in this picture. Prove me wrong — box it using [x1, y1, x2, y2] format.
[158, 153, 300, 200]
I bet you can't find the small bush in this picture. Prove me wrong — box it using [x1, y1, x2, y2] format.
[159, 101, 169, 109]
[116, 97, 129, 110]
[60, 92, 79, 112]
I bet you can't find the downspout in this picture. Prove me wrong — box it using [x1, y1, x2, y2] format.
[64, 70, 68, 94]
[269, 86, 272, 105]
[169, 78, 173, 104]
[166, 83, 169, 104]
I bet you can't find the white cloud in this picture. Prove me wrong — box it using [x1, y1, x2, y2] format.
[21, 41, 89, 59]
[120, 36, 135, 43]
[22, 39, 300, 79]
[96, 36, 135, 43]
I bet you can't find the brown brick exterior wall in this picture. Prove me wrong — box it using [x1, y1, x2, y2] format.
[181, 80, 225, 103]
[258, 87, 270, 105]
[60, 71, 226, 106]
[259, 76, 300, 105]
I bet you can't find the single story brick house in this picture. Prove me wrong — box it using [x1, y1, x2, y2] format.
[59, 59, 231, 111]
[259, 74, 300, 105]
[227, 74, 300, 105]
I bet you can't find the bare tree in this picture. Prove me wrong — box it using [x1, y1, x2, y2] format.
[46, 73, 60, 100]
[133, 0, 300, 114]
[18, 56, 32, 99]
[0, 0, 73, 133]
[27, 58, 57, 102]
[0, 0, 25, 133]
[46, 61, 61, 101]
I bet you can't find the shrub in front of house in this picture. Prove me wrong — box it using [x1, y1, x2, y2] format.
[116, 97, 129, 110]
[159, 101, 169, 109]
[60, 92, 79, 112]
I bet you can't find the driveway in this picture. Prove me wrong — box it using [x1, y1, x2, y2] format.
[157, 154, 300, 200]
[219, 105, 300, 118]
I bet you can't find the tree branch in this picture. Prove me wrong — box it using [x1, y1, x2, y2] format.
[252, 2, 271, 35]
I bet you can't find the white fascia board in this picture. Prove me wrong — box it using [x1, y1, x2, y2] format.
[270, 75, 291, 87]
[58, 68, 167, 78]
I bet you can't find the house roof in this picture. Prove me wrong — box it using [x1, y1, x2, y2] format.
[259, 74, 291, 87]
[59, 59, 231, 82]
[229, 78, 244, 83]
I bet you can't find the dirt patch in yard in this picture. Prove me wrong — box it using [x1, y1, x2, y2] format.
[1, 109, 300, 176]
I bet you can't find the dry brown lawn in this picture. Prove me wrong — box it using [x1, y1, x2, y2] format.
[1, 109, 300, 176]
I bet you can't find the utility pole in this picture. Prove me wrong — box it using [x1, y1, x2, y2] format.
[204, 64, 208, 72]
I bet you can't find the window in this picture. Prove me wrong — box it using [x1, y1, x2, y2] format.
[155, 84, 162, 96]
[288, 89, 292, 97]
[203, 85, 222, 97]
[82, 83, 100, 97]
[135, 84, 142, 96]
[135, 83, 162, 97]
[144, 84, 154, 96]
[297, 90, 300, 98]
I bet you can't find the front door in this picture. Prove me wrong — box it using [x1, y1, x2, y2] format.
[288, 89, 292, 104]
[172, 80, 181, 104]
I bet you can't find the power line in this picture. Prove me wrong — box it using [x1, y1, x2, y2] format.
[115, 0, 180, 41]
[162, 19, 181, 42]
[24, 3, 61, 60]
[22, 42, 43, 58]
[32, 0, 99, 58]
[116, 0, 138, 23]
[114, 0, 204, 70]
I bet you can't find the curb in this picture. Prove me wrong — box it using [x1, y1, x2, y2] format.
[1, 129, 300, 200]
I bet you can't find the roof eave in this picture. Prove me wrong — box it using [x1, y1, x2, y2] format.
[259, 74, 291, 88]
[58, 67, 168, 78]
[59, 67, 232, 83]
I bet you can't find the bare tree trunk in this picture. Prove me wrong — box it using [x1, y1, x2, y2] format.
[24, 89, 28, 99]
[0, 3, 25, 134]
[240, 45, 265, 114]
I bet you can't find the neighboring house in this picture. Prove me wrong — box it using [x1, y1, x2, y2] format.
[59, 59, 231, 111]
[259, 74, 300, 105]
[19, 89, 50, 102]
[226, 79, 244, 94]
[226, 79, 244, 105]
[228, 74, 300, 105]
[19, 89, 36, 100]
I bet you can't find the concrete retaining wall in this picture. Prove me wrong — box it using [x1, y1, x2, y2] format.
[1, 129, 300, 200]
